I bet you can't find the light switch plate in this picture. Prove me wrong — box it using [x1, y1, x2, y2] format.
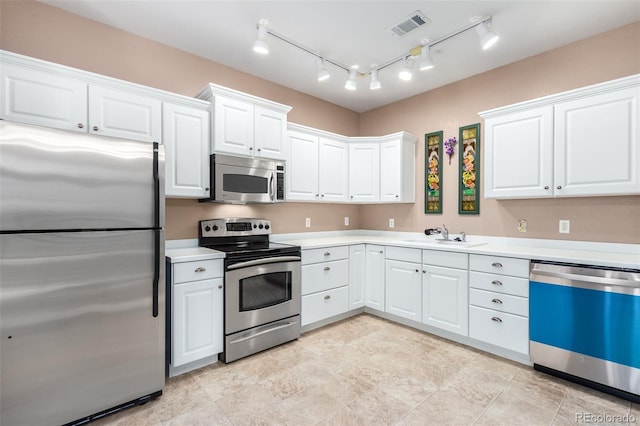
[559, 219, 570, 234]
[344, 217, 349, 226]
[389, 218, 395, 228]
[305, 218, 311, 228]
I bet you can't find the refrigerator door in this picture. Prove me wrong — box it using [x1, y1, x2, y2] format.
[0, 230, 165, 426]
[0, 121, 164, 231]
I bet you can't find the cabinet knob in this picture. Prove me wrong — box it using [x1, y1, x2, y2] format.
[324, 252, 331, 256]
[415, 269, 419, 273]
[350, 195, 354, 199]
[423, 270, 426, 273]
[395, 195, 399, 198]
[194, 267, 206, 272]
[491, 317, 503, 323]
[92, 126, 99, 131]
[491, 280, 503, 286]
[324, 295, 331, 300]
[324, 266, 331, 271]
[249, 147, 253, 151]
[257, 148, 261, 152]
[491, 298, 503, 304]
[544, 186, 550, 190]
[321, 194, 325, 198]
[379, 251, 383, 254]
[491, 262, 503, 268]
[557, 185, 562, 190]
[218, 285, 223, 289]
[205, 187, 210, 191]
[77, 123, 84, 129]
[316, 194, 320, 198]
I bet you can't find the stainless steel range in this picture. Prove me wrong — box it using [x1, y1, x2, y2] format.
[198, 218, 301, 363]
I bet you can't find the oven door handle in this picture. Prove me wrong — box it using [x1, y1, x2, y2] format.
[227, 255, 301, 270]
[229, 320, 299, 344]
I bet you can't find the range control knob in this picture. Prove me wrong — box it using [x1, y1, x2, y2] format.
[265, 224, 270, 230]
[253, 224, 257, 228]
[258, 224, 264, 229]
[212, 225, 219, 231]
[204, 225, 211, 232]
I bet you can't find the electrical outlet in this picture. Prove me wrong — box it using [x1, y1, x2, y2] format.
[559, 219, 570, 234]
[305, 218, 311, 228]
[517, 219, 527, 233]
[389, 218, 395, 228]
[344, 216, 349, 226]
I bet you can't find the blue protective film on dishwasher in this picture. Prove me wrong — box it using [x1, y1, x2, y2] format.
[530, 281, 640, 369]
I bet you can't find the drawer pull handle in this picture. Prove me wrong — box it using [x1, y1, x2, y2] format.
[324, 266, 331, 271]
[77, 123, 84, 129]
[194, 267, 206, 272]
[218, 285, 223, 289]
[324, 295, 331, 300]
[324, 252, 331, 256]
[492, 262, 503, 268]
[491, 316, 503, 323]
[491, 298, 503, 304]
[491, 280, 503, 286]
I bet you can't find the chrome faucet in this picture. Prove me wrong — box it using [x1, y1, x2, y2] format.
[440, 224, 449, 240]
[460, 231, 466, 242]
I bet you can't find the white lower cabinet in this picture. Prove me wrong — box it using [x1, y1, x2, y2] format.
[468, 254, 530, 355]
[168, 258, 223, 376]
[349, 244, 366, 309]
[421, 250, 469, 336]
[301, 246, 350, 326]
[385, 247, 422, 321]
[364, 245, 386, 311]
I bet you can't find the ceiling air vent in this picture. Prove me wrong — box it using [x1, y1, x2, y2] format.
[389, 10, 430, 37]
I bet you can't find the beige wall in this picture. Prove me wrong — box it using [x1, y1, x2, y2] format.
[2, 1, 639, 243]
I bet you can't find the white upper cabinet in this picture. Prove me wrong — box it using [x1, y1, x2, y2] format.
[197, 83, 292, 161]
[1, 63, 87, 132]
[379, 134, 416, 203]
[481, 74, 639, 199]
[349, 142, 380, 202]
[88, 86, 162, 142]
[287, 124, 348, 202]
[163, 102, 211, 198]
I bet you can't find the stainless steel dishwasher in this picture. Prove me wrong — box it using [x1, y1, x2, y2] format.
[529, 261, 640, 403]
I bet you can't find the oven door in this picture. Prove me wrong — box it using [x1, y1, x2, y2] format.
[225, 256, 301, 334]
[215, 163, 275, 203]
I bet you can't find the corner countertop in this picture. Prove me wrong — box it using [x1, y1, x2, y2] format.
[165, 245, 225, 263]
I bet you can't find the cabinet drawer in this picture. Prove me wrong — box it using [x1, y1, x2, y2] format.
[301, 259, 349, 295]
[469, 306, 529, 355]
[469, 288, 529, 317]
[423, 250, 468, 269]
[469, 254, 529, 278]
[302, 246, 349, 265]
[301, 286, 349, 326]
[386, 246, 421, 263]
[469, 271, 529, 297]
[173, 259, 223, 284]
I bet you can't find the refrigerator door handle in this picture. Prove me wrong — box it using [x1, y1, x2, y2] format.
[152, 142, 160, 318]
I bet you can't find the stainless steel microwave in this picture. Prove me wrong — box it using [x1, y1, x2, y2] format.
[200, 154, 285, 204]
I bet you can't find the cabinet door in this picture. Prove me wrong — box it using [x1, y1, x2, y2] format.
[554, 87, 640, 197]
[380, 140, 401, 202]
[422, 265, 468, 336]
[254, 106, 287, 160]
[172, 278, 223, 367]
[319, 137, 349, 202]
[163, 103, 210, 198]
[287, 130, 319, 201]
[385, 260, 422, 321]
[349, 143, 380, 202]
[213, 96, 254, 156]
[88, 86, 161, 142]
[1, 63, 87, 132]
[484, 106, 554, 198]
[349, 244, 366, 309]
[365, 245, 385, 311]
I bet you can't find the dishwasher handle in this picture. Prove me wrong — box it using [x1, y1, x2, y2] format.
[531, 266, 640, 290]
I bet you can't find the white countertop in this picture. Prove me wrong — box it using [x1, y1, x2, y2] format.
[165, 231, 639, 269]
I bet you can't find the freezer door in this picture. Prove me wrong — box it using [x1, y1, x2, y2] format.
[0, 121, 164, 231]
[0, 230, 165, 426]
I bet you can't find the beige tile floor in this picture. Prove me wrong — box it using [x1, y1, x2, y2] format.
[95, 314, 639, 425]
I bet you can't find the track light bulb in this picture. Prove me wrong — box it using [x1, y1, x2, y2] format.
[316, 57, 330, 82]
[476, 21, 499, 50]
[419, 46, 434, 71]
[253, 19, 269, 54]
[345, 69, 357, 90]
[399, 57, 415, 81]
[370, 68, 381, 90]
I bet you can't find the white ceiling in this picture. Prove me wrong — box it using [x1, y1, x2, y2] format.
[41, 1, 640, 113]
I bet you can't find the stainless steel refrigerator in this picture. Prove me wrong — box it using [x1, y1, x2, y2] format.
[0, 121, 165, 425]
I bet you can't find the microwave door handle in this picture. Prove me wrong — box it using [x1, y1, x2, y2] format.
[270, 171, 275, 202]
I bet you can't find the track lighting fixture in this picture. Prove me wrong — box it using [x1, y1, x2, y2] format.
[419, 46, 434, 71]
[398, 57, 415, 81]
[316, 57, 330, 82]
[369, 68, 381, 90]
[475, 21, 499, 50]
[253, 19, 269, 54]
[345, 69, 357, 90]
[251, 15, 499, 92]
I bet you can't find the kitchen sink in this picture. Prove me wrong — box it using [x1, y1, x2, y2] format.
[402, 239, 486, 248]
